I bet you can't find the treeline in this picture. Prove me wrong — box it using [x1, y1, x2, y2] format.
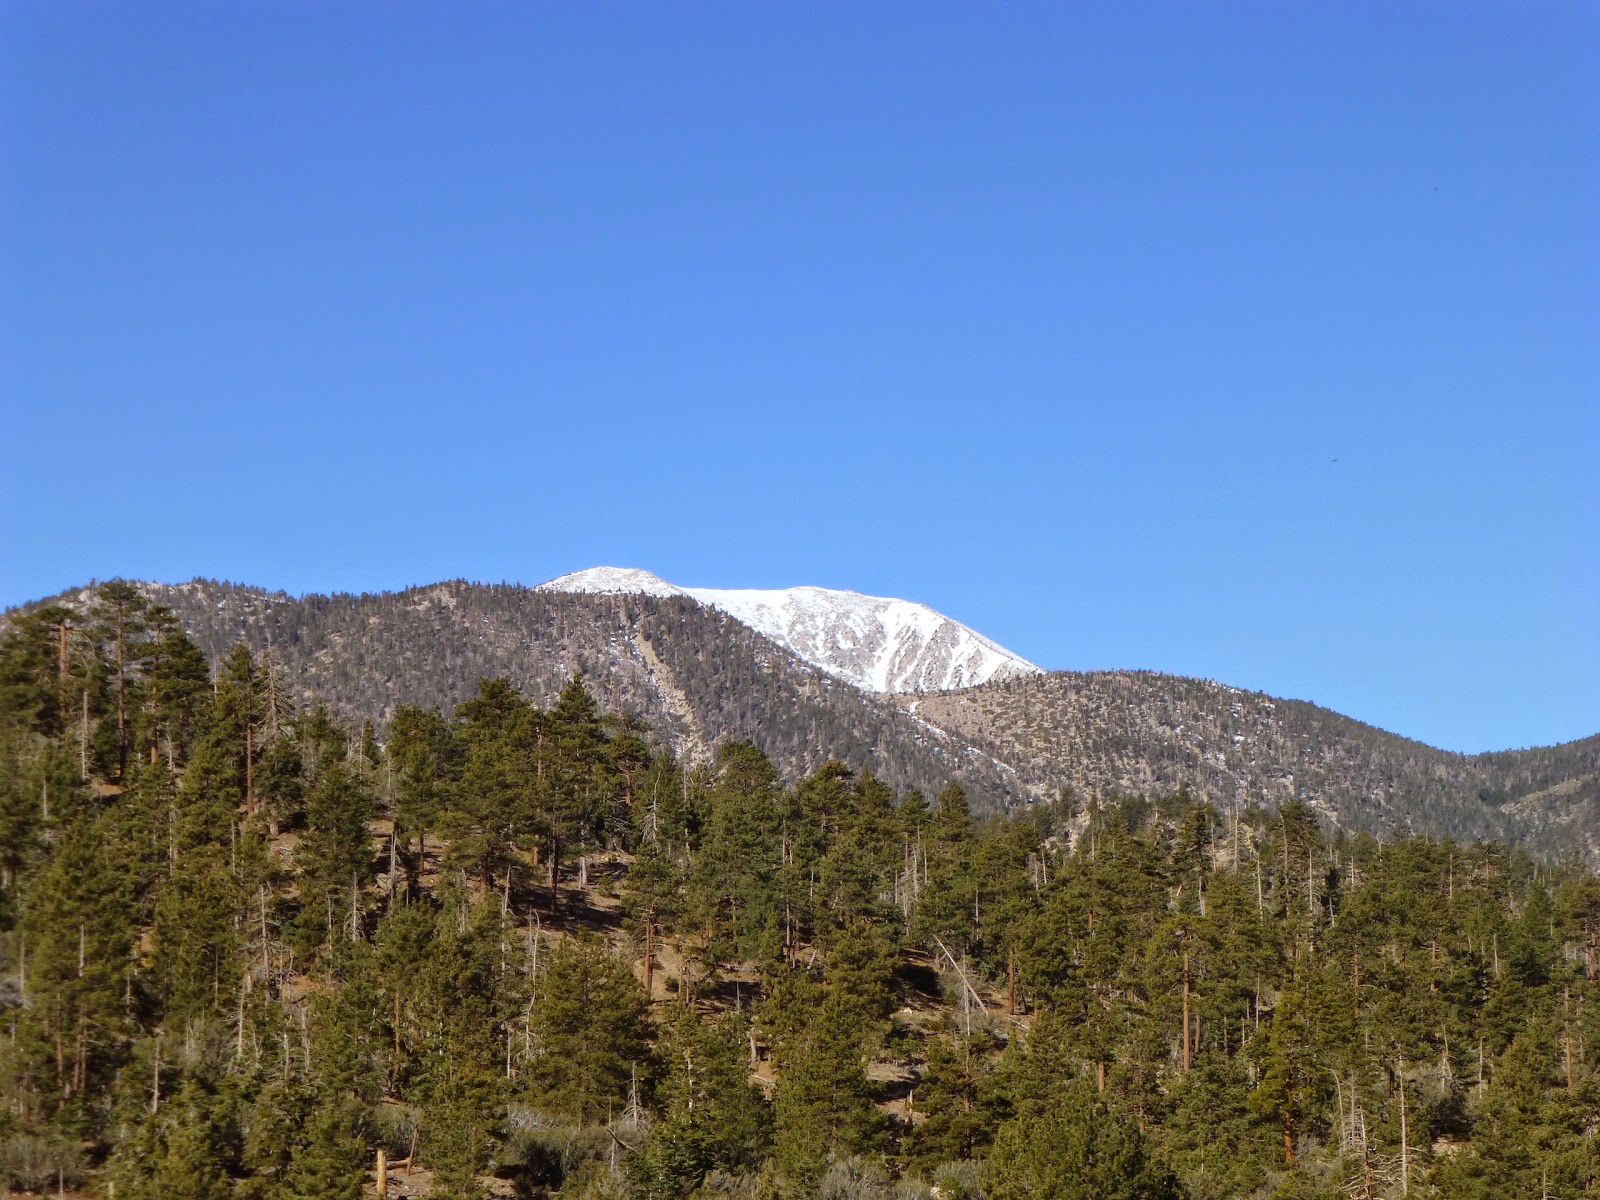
[0, 584, 1596, 1199]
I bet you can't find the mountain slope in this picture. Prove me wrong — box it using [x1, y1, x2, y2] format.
[539, 567, 1039, 693]
[134, 578, 1020, 803]
[902, 671, 1600, 862]
[20, 577, 1597, 862]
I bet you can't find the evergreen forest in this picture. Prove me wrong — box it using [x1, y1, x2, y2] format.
[1, 585, 1596, 1199]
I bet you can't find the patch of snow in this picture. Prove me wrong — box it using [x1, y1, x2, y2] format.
[537, 566, 1041, 694]
[541, 567, 684, 598]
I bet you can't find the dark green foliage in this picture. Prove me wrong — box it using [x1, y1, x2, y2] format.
[0, 587, 1595, 1199]
[17, 813, 131, 1108]
[634, 1013, 770, 1197]
[116, 1080, 233, 1200]
[525, 935, 650, 1123]
[240, 1080, 365, 1200]
[152, 845, 241, 1022]
[387, 703, 455, 864]
[134, 604, 212, 768]
[295, 752, 374, 956]
[906, 1027, 1001, 1166]
[772, 997, 885, 1183]
[987, 1078, 1180, 1200]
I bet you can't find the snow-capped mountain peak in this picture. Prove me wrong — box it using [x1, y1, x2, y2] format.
[539, 567, 1040, 694]
[541, 566, 683, 598]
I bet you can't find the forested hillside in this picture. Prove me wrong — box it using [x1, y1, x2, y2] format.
[130, 579, 1020, 806]
[1, 583, 1596, 1199]
[56, 577, 1600, 863]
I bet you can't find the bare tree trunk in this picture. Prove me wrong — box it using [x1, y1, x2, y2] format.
[245, 717, 254, 816]
[57, 620, 69, 722]
[1398, 1065, 1409, 1195]
[640, 921, 652, 998]
[116, 622, 127, 777]
[1360, 1107, 1375, 1200]
[1564, 988, 1574, 1088]
[74, 1012, 87, 1094]
[1307, 845, 1316, 918]
[548, 832, 560, 909]
[1182, 949, 1192, 1071]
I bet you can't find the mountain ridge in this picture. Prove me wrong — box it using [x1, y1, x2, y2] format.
[13, 576, 1598, 863]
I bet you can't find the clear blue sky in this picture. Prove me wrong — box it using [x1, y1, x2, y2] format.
[3, 2, 1596, 754]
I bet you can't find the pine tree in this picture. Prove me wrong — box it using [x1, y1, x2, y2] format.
[282, 1096, 366, 1200]
[296, 752, 374, 956]
[525, 934, 649, 1123]
[386, 703, 456, 873]
[135, 1081, 232, 1200]
[771, 995, 884, 1183]
[539, 674, 614, 901]
[135, 605, 211, 767]
[986, 1078, 1180, 1200]
[19, 814, 133, 1103]
[90, 580, 149, 778]
[635, 1012, 771, 1197]
[153, 844, 241, 1022]
[908, 1027, 1001, 1166]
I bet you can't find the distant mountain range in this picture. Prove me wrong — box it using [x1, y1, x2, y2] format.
[22, 573, 1599, 864]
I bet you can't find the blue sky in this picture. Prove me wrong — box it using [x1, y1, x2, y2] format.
[3, 2, 1596, 753]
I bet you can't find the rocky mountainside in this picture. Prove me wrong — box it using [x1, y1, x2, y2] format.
[133, 578, 1017, 802]
[901, 672, 1600, 863]
[540, 567, 1040, 692]
[22, 577, 1598, 862]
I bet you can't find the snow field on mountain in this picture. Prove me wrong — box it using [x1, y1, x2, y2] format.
[539, 567, 1040, 694]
